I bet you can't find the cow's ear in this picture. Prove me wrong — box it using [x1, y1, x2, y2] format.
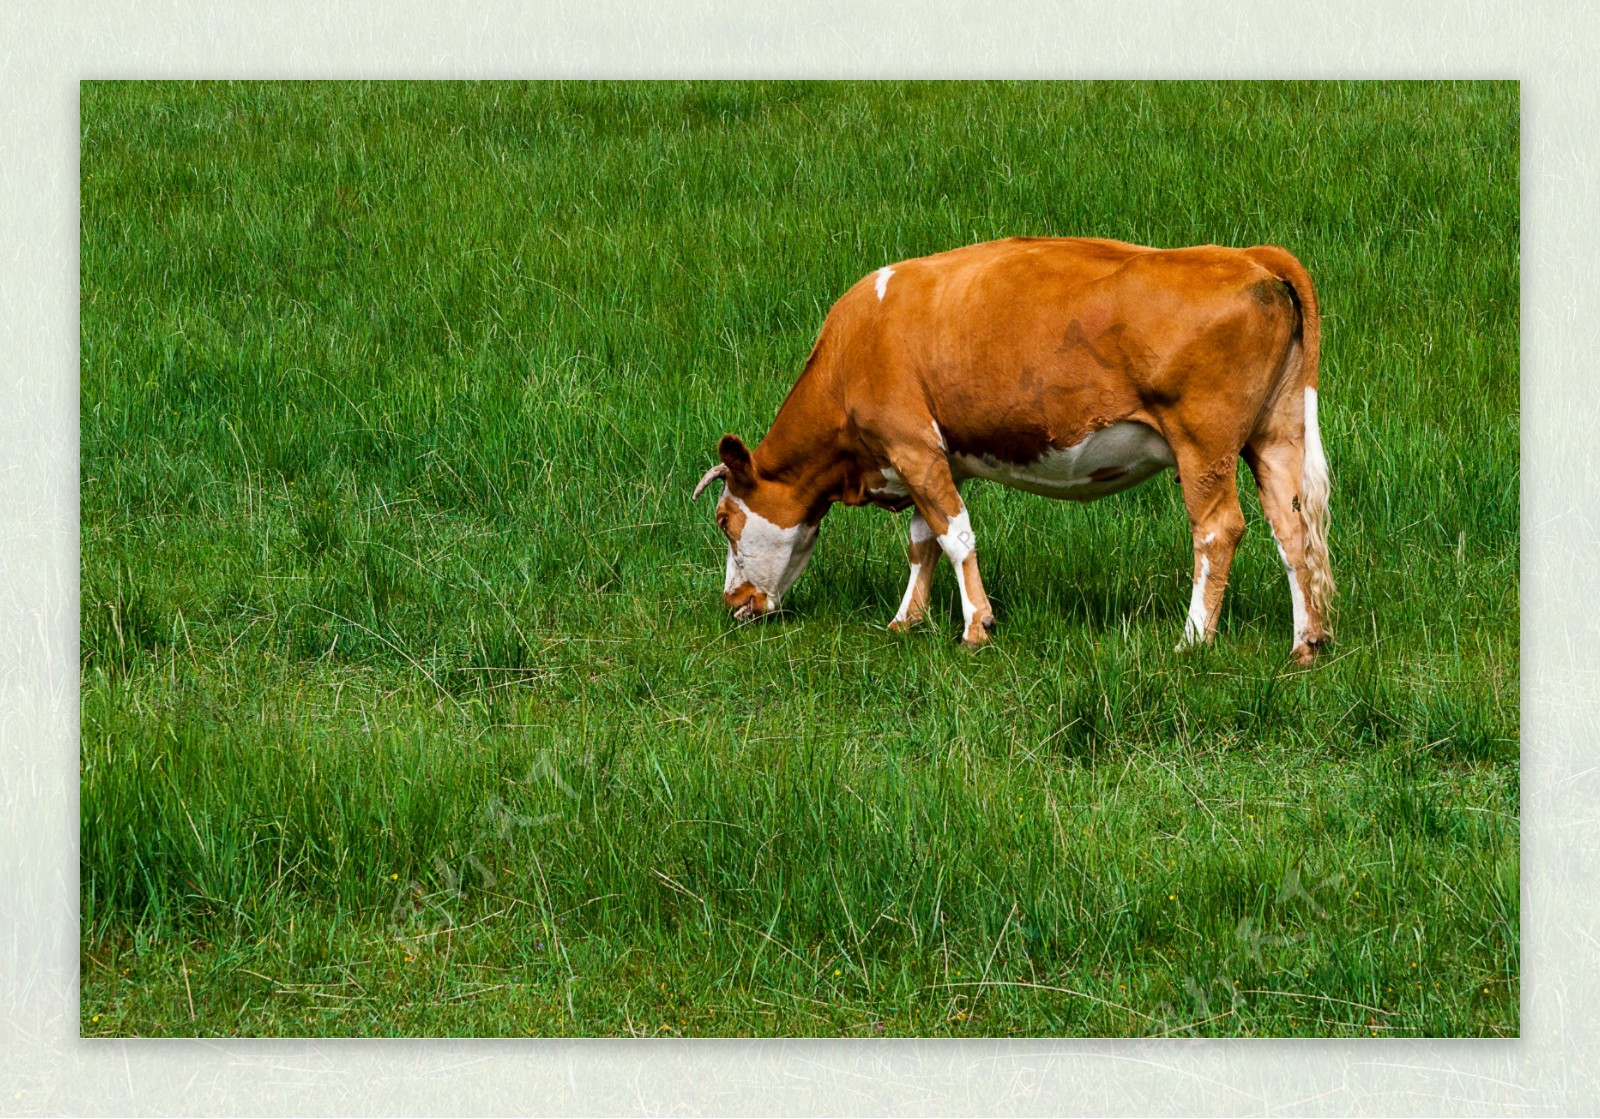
[718, 434, 755, 485]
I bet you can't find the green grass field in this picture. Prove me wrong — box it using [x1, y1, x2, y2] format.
[79, 80, 1519, 1037]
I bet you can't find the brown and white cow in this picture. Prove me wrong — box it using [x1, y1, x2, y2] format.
[692, 237, 1333, 664]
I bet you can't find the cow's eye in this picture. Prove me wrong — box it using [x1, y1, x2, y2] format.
[716, 512, 729, 532]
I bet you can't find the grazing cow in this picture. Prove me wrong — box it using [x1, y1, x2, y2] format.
[692, 237, 1333, 664]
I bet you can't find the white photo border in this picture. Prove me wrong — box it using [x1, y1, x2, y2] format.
[4, 5, 1583, 1114]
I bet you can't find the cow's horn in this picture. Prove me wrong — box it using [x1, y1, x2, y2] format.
[691, 462, 730, 500]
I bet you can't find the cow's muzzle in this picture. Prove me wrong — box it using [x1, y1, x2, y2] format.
[724, 584, 771, 621]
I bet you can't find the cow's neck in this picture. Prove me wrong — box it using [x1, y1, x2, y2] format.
[750, 367, 859, 524]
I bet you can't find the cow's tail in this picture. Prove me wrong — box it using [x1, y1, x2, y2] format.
[1249, 245, 1334, 624]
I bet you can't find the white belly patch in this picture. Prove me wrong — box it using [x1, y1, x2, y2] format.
[951, 421, 1176, 501]
[871, 465, 911, 499]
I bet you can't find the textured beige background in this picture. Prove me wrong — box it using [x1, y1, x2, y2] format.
[1, 3, 1584, 1114]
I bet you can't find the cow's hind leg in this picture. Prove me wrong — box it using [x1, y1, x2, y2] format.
[1173, 449, 1247, 650]
[1244, 437, 1332, 665]
[887, 510, 939, 631]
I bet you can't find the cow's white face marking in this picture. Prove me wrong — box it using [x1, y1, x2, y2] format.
[950, 421, 1175, 502]
[875, 266, 895, 300]
[721, 492, 818, 615]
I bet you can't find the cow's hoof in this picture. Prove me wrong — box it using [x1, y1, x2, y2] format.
[960, 618, 994, 650]
[887, 617, 920, 633]
[1290, 636, 1329, 667]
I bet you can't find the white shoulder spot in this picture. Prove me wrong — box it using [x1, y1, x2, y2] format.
[875, 266, 894, 301]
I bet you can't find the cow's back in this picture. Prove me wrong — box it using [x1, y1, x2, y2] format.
[830, 237, 1285, 463]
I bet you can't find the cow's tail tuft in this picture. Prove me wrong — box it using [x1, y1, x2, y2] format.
[1299, 379, 1334, 625]
[1250, 245, 1334, 627]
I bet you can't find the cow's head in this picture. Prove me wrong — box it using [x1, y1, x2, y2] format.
[692, 434, 820, 620]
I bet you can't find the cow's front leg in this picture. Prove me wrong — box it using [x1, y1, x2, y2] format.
[887, 510, 939, 631]
[935, 500, 996, 649]
[889, 445, 995, 647]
